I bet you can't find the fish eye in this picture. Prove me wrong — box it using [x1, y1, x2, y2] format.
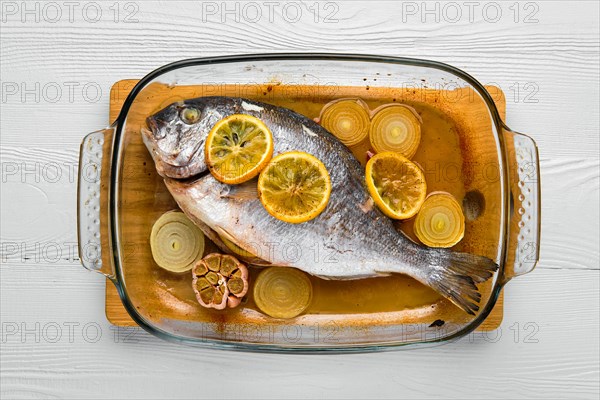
[181, 107, 200, 124]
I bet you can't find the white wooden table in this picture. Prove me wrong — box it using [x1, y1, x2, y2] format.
[1, 1, 598, 398]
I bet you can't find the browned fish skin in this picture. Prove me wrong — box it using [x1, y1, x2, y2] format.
[144, 97, 498, 314]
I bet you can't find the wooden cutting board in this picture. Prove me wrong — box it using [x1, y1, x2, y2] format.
[104, 79, 505, 331]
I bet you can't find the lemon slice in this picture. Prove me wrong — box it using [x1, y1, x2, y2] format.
[205, 114, 274, 184]
[258, 151, 331, 224]
[365, 152, 427, 219]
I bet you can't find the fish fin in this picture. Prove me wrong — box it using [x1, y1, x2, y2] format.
[213, 226, 250, 253]
[247, 260, 273, 267]
[315, 272, 391, 280]
[424, 250, 498, 315]
[223, 180, 259, 201]
[213, 226, 236, 242]
[213, 226, 271, 265]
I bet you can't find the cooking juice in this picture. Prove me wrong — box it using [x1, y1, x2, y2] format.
[115, 83, 502, 327]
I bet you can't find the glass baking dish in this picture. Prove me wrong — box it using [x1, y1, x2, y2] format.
[77, 54, 540, 351]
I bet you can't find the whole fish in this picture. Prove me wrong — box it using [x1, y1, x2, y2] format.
[142, 96, 497, 314]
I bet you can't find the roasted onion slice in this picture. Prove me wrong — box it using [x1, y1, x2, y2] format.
[414, 192, 465, 248]
[319, 98, 370, 147]
[150, 211, 205, 273]
[253, 267, 312, 319]
[369, 104, 422, 158]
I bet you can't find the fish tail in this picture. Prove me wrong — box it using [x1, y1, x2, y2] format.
[422, 249, 498, 315]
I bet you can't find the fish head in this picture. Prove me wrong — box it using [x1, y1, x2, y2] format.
[142, 99, 213, 179]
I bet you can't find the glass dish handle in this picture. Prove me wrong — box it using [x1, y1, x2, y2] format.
[77, 127, 114, 278]
[503, 127, 541, 282]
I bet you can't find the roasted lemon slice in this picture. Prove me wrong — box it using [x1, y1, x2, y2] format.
[258, 151, 331, 224]
[205, 114, 274, 184]
[365, 152, 427, 219]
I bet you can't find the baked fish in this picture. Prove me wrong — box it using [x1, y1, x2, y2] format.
[142, 96, 497, 314]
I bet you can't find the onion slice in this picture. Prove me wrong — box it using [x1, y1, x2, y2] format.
[319, 98, 370, 147]
[149, 211, 205, 273]
[414, 192, 465, 248]
[253, 267, 312, 319]
[369, 104, 422, 158]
